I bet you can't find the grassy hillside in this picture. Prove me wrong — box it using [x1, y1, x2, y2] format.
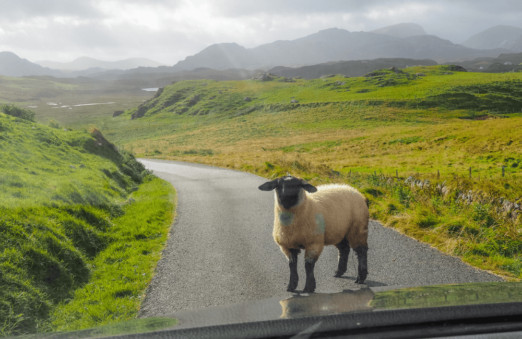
[102, 66, 521, 279]
[107, 66, 521, 186]
[0, 109, 175, 336]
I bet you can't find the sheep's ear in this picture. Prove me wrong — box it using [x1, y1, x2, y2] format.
[258, 179, 279, 191]
[301, 181, 318, 193]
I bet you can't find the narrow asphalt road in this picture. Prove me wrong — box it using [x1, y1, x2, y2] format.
[138, 159, 502, 317]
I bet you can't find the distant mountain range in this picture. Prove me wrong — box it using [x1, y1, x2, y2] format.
[371, 23, 427, 38]
[0, 52, 162, 77]
[463, 25, 522, 51]
[171, 24, 522, 71]
[1, 23, 522, 78]
[0, 51, 56, 77]
[38, 57, 163, 71]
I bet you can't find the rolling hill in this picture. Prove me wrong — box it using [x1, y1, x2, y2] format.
[269, 58, 437, 79]
[453, 52, 522, 73]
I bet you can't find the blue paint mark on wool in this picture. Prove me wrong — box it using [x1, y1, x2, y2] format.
[279, 211, 294, 226]
[315, 214, 325, 234]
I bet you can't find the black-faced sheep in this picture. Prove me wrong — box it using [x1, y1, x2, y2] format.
[259, 175, 368, 293]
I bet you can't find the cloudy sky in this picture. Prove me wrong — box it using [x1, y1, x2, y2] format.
[0, 0, 521, 65]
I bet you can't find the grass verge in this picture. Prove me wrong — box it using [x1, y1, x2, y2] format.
[0, 109, 176, 336]
[50, 176, 175, 331]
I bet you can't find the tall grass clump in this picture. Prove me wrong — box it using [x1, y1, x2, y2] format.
[368, 174, 521, 280]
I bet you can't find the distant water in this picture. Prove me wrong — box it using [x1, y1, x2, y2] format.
[46, 102, 115, 109]
[142, 88, 159, 92]
[73, 102, 115, 107]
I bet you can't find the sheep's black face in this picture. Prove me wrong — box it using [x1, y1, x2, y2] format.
[258, 175, 317, 210]
[277, 176, 305, 209]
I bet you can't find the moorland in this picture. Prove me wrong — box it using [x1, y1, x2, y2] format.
[1, 64, 521, 336]
[105, 65, 521, 282]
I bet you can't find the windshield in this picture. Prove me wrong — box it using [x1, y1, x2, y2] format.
[0, 1, 521, 338]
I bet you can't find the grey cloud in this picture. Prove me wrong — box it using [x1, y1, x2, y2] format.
[212, 0, 522, 16]
[0, 0, 101, 21]
[1, 0, 521, 64]
[0, 0, 184, 24]
[211, 0, 399, 16]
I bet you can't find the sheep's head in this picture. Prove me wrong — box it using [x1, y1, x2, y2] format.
[258, 175, 317, 209]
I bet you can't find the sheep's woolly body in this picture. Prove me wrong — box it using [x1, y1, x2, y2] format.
[273, 183, 369, 262]
[259, 176, 369, 291]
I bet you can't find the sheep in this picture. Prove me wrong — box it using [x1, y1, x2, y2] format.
[258, 175, 368, 293]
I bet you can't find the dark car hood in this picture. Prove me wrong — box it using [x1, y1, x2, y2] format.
[167, 281, 522, 329]
[33, 281, 522, 338]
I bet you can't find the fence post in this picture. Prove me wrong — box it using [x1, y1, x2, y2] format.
[469, 167, 472, 179]
[502, 166, 505, 177]
[396, 169, 398, 179]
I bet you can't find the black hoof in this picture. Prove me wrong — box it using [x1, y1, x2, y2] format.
[334, 270, 345, 277]
[287, 283, 298, 292]
[303, 282, 316, 293]
[355, 276, 367, 284]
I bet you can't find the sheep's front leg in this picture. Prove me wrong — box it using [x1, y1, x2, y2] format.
[354, 246, 368, 284]
[303, 245, 323, 293]
[284, 248, 300, 292]
[303, 259, 316, 293]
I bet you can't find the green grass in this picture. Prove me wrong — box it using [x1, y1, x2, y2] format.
[0, 111, 175, 336]
[356, 173, 521, 279]
[371, 281, 522, 309]
[50, 176, 175, 331]
[120, 66, 520, 114]
[96, 66, 520, 280]
[29, 318, 178, 338]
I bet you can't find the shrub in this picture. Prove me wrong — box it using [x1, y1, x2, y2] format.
[1, 104, 35, 122]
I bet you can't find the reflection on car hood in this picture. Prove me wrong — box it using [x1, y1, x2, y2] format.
[170, 281, 521, 330]
[34, 281, 522, 338]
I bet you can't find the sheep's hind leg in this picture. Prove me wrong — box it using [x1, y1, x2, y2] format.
[287, 248, 300, 292]
[354, 246, 368, 284]
[334, 238, 350, 277]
